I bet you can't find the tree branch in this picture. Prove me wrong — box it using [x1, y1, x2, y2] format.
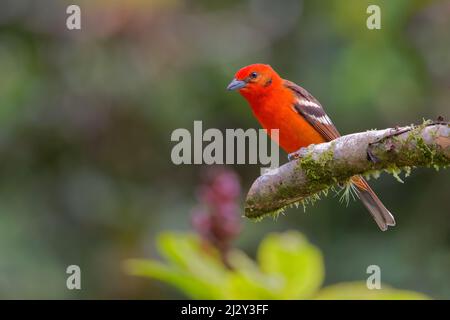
[245, 122, 450, 219]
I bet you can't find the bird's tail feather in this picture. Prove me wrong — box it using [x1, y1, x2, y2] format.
[352, 176, 396, 231]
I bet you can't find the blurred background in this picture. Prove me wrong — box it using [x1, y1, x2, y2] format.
[0, 0, 449, 299]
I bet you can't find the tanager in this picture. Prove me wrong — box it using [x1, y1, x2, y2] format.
[227, 64, 395, 231]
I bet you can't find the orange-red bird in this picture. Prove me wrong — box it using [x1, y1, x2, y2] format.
[227, 64, 395, 231]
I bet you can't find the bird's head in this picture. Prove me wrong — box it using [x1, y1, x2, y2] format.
[227, 64, 281, 99]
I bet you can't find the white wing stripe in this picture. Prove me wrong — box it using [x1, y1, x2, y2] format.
[309, 114, 332, 125]
[298, 98, 321, 109]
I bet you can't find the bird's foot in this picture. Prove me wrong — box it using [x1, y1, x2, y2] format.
[288, 147, 309, 161]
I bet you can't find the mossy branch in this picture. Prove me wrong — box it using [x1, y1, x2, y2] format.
[245, 121, 450, 220]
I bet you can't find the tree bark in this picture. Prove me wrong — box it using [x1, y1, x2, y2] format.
[245, 122, 450, 219]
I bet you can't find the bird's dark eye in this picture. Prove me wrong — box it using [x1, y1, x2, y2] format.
[250, 72, 258, 79]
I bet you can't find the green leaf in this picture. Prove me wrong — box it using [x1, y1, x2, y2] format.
[226, 250, 280, 299]
[314, 282, 429, 300]
[257, 231, 325, 299]
[126, 231, 429, 300]
[124, 233, 230, 299]
[226, 272, 280, 300]
[157, 232, 228, 281]
[124, 259, 224, 299]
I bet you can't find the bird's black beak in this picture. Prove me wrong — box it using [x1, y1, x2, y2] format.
[227, 78, 246, 91]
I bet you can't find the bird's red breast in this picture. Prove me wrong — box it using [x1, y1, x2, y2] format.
[244, 85, 327, 153]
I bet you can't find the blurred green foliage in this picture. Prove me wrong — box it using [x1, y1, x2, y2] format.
[126, 231, 428, 299]
[0, 0, 448, 298]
